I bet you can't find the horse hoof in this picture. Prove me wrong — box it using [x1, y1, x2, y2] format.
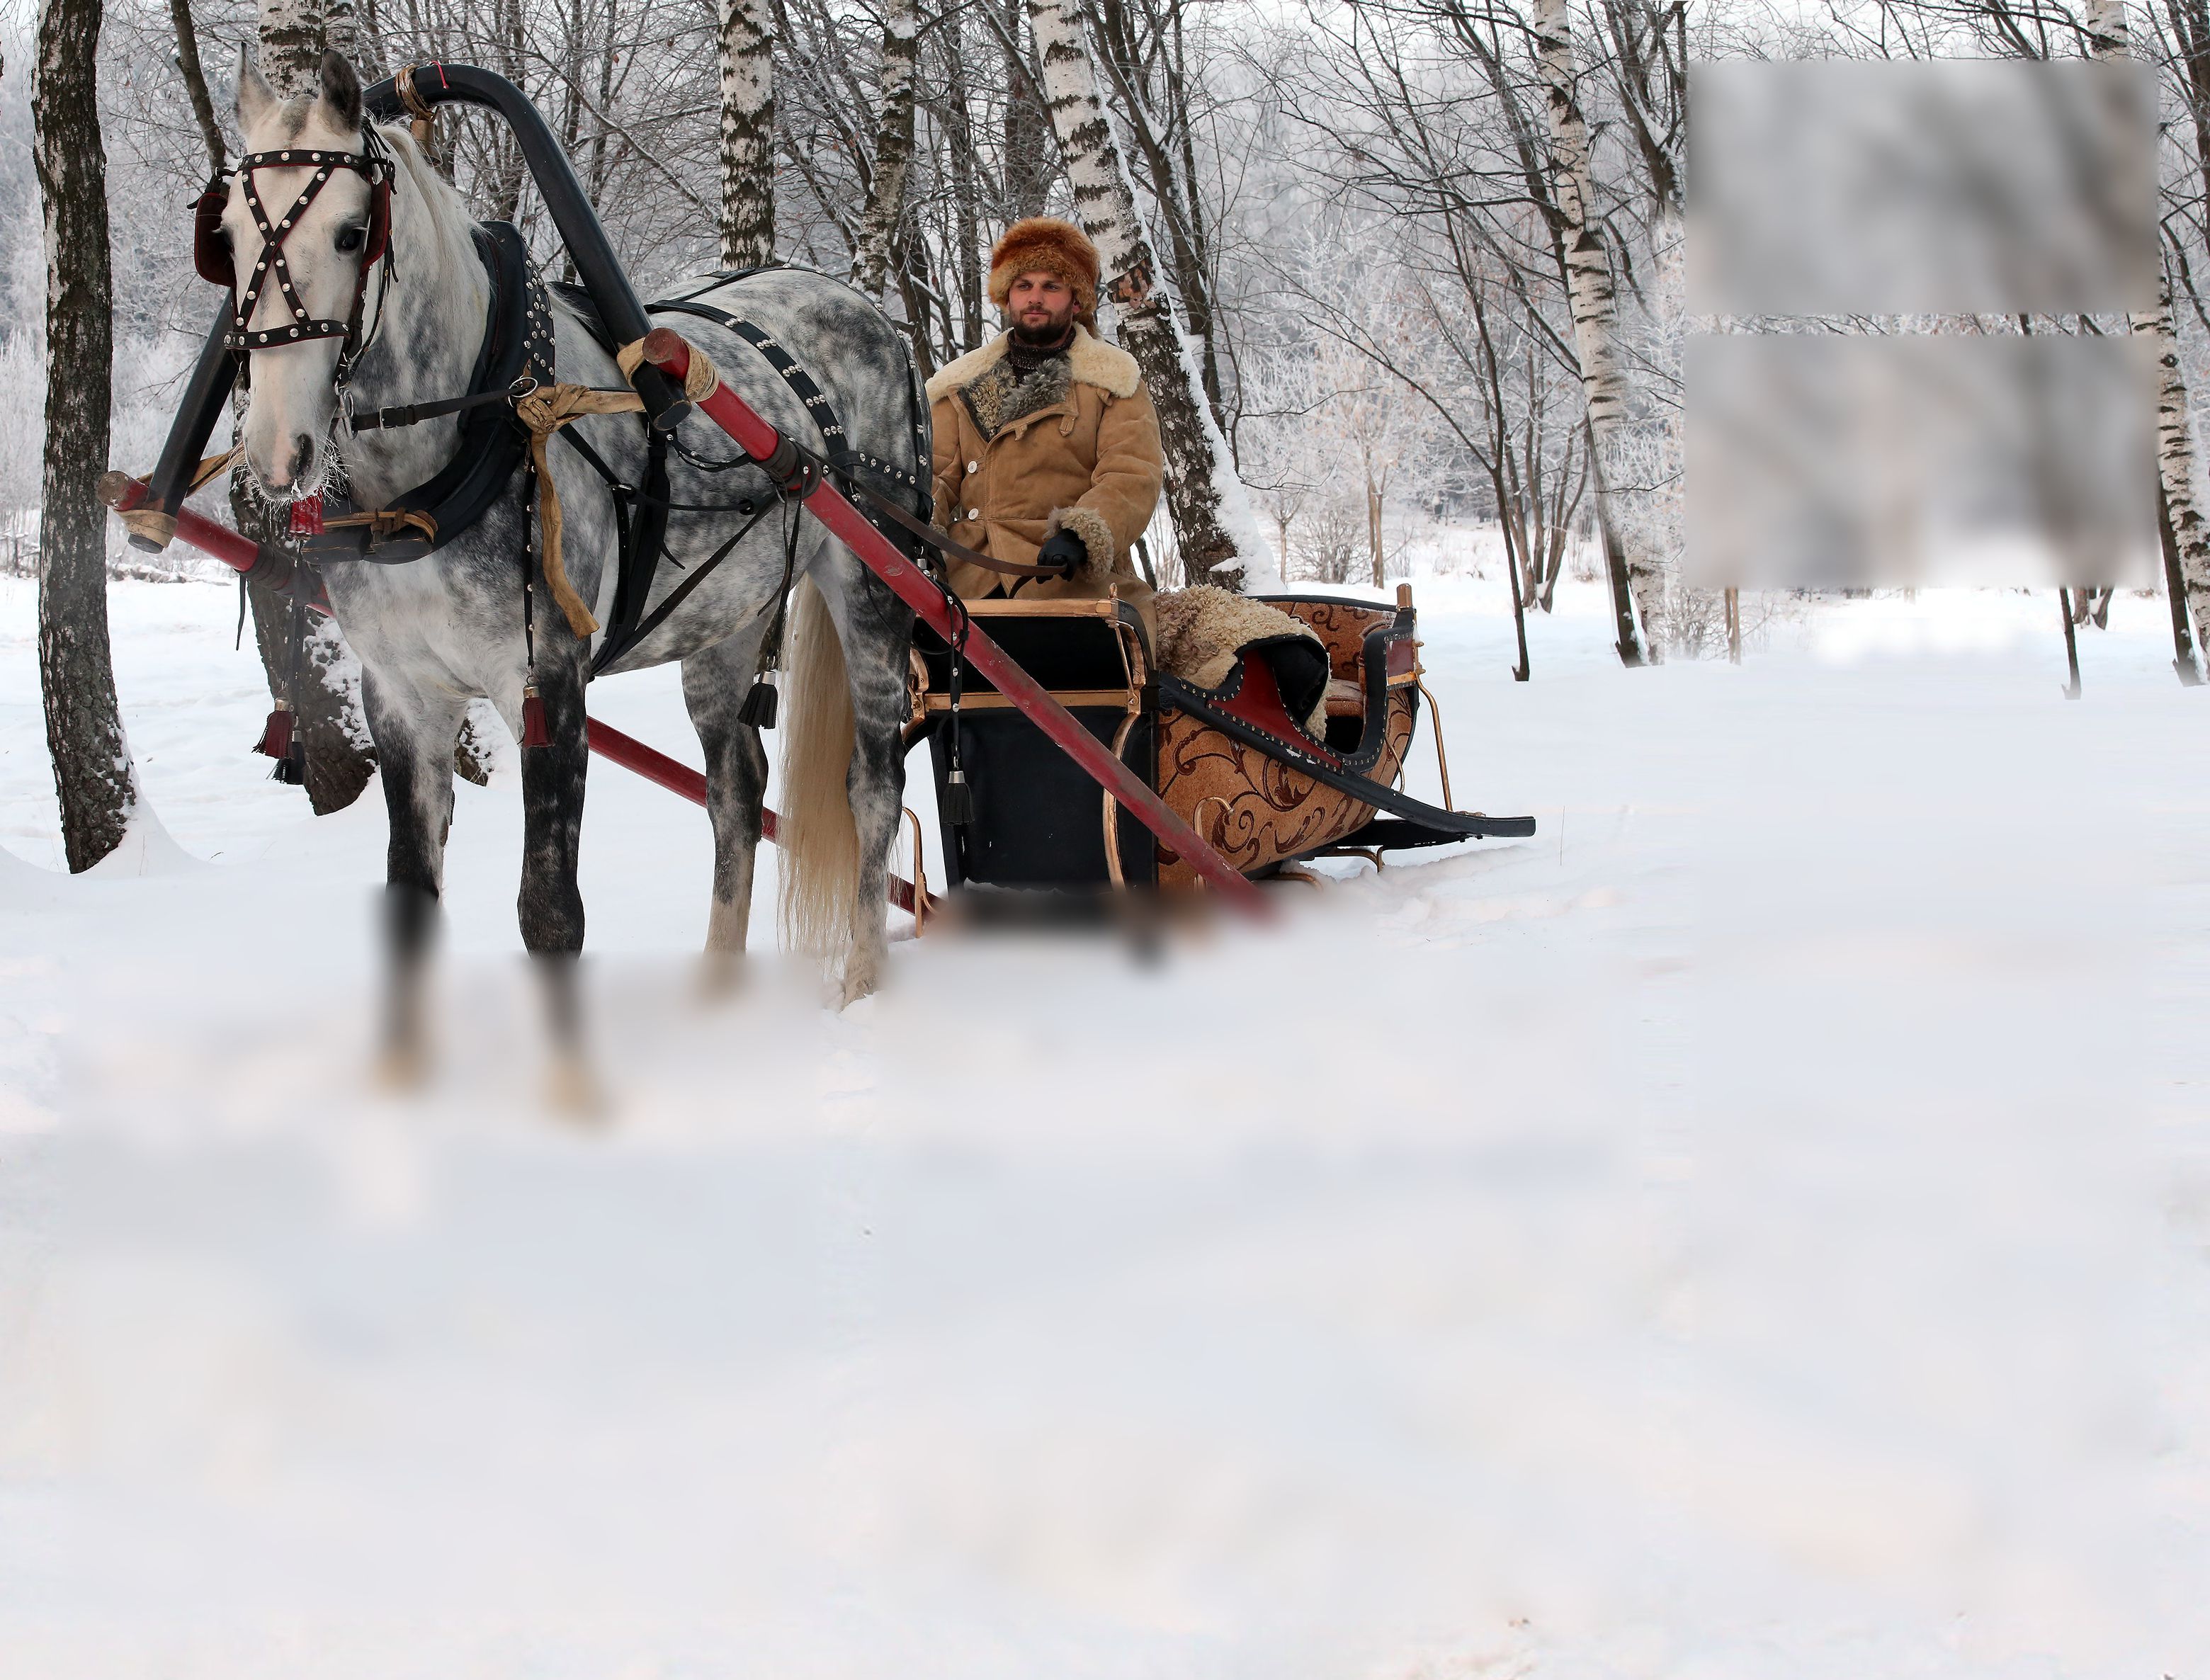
[698, 951, 747, 999]
[545, 1053, 608, 1123]
[834, 959, 882, 1011]
[373, 1040, 430, 1094]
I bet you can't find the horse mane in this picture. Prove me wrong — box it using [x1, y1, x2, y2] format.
[378, 120, 481, 280]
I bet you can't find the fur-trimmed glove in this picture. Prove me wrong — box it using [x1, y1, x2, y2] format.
[1036, 530, 1088, 576]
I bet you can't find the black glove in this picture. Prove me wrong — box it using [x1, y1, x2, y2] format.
[1036, 530, 1089, 577]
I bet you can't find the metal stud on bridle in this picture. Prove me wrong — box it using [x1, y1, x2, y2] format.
[193, 136, 395, 386]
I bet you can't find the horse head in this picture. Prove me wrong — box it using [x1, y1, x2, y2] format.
[222, 49, 390, 502]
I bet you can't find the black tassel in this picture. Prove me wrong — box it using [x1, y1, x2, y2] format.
[943, 767, 974, 827]
[273, 739, 307, 785]
[737, 676, 779, 730]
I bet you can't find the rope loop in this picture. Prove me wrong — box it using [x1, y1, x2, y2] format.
[509, 380, 659, 638]
[616, 336, 720, 402]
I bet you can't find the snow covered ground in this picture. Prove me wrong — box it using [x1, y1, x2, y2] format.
[1, 569, 2205, 1678]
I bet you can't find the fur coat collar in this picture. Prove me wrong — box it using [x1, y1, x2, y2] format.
[925, 325, 1142, 404]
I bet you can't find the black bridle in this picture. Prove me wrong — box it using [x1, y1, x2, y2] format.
[194, 132, 395, 387]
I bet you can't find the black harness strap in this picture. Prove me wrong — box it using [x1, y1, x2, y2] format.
[349, 379, 536, 432]
[650, 299, 929, 512]
[830, 468, 1073, 580]
[527, 273, 932, 673]
[620, 501, 775, 657]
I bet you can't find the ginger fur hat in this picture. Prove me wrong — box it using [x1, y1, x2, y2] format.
[988, 217, 1101, 330]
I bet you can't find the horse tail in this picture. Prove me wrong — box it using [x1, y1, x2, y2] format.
[776, 574, 860, 955]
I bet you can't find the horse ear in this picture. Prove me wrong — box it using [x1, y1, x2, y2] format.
[236, 44, 277, 133]
[318, 50, 363, 132]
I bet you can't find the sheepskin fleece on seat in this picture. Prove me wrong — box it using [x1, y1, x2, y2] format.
[1153, 586, 1330, 737]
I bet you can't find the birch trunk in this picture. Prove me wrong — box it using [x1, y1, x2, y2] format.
[1024, 0, 1271, 589]
[2085, 0, 2210, 659]
[850, 0, 919, 302]
[35, 0, 136, 870]
[239, 0, 376, 813]
[2123, 285, 2210, 656]
[1531, 0, 1663, 655]
[717, 0, 776, 268]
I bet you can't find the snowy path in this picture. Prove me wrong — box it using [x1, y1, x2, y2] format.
[1, 574, 2204, 1677]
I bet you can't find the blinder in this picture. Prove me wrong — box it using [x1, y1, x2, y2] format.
[193, 179, 233, 288]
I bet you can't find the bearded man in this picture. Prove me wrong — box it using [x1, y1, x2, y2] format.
[926, 218, 1164, 623]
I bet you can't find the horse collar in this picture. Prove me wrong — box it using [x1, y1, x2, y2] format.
[302, 222, 553, 565]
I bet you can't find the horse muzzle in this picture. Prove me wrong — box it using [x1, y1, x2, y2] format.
[251, 430, 322, 499]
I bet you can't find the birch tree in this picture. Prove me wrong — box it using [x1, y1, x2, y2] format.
[851, 0, 919, 300]
[2085, 0, 2210, 658]
[718, 0, 776, 266]
[1531, 0, 1665, 654]
[1025, 0, 1274, 589]
[35, 0, 137, 869]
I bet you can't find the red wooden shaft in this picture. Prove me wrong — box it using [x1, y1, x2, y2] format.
[106, 473, 309, 594]
[101, 475, 931, 918]
[638, 330, 1269, 914]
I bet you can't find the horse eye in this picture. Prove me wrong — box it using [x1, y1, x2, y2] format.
[335, 225, 366, 254]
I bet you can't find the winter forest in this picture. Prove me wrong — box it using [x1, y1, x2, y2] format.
[4, 0, 2209, 1673]
[12, 0, 2206, 627]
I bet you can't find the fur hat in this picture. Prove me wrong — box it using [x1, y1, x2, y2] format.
[988, 217, 1100, 329]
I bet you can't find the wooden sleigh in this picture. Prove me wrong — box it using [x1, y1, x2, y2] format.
[905, 583, 1533, 904]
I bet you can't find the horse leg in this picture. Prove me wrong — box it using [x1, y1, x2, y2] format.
[362, 664, 465, 1086]
[514, 654, 596, 1110]
[682, 619, 771, 987]
[817, 557, 912, 1007]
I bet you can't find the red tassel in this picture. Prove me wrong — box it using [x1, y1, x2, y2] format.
[520, 686, 550, 749]
[255, 705, 294, 759]
[288, 496, 325, 538]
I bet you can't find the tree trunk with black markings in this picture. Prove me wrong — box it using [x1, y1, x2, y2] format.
[35, 0, 137, 869]
[850, 0, 919, 302]
[717, 0, 776, 266]
[945, 16, 988, 352]
[1002, 0, 1053, 220]
[1024, 0, 1269, 588]
[1531, 0, 1664, 654]
[2086, 0, 2210, 666]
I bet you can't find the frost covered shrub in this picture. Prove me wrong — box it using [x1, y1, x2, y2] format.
[1295, 496, 1365, 585]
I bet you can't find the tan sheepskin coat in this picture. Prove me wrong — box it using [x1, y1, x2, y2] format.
[928, 326, 1163, 623]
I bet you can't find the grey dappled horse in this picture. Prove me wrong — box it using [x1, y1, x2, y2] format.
[223, 52, 916, 1085]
